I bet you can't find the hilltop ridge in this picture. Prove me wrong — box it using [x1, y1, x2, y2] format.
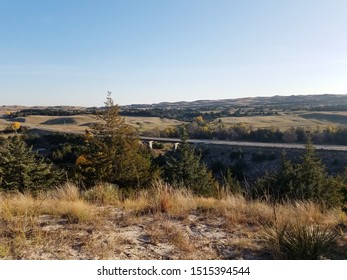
[124, 94, 347, 109]
[2, 94, 347, 110]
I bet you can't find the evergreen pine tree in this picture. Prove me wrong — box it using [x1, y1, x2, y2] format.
[274, 150, 297, 199]
[164, 127, 218, 196]
[222, 168, 242, 194]
[294, 139, 327, 200]
[0, 136, 63, 192]
[340, 170, 347, 212]
[75, 93, 152, 188]
[294, 139, 344, 206]
[253, 141, 345, 207]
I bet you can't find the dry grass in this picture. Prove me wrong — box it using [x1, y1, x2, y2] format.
[146, 181, 196, 215]
[217, 111, 347, 130]
[122, 192, 150, 213]
[43, 200, 96, 223]
[119, 181, 196, 216]
[1, 182, 346, 259]
[38, 183, 97, 223]
[2, 109, 347, 136]
[0, 193, 44, 259]
[0, 184, 97, 259]
[274, 201, 343, 227]
[0, 122, 7, 131]
[0, 184, 96, 221]
[124, 116, 183, 133]
[0, 192, 42, 220]
[47, 182, 81, 201]
[82, 183, 121, 206]
[146, 217, 194, 253]
[9, 115, 98, 133]
[0, 114, 182, 134]
[194, 195, 274, 227]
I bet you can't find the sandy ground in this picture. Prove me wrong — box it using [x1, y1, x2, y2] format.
[2, 207, 268, 260]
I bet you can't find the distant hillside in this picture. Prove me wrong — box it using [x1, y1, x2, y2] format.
[124, 94, 347, 110]
[3, 94, 347, 112]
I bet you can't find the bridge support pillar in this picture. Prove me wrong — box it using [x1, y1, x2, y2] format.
[148, 141, 153, 149]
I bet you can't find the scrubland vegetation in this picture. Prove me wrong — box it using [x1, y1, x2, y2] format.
[1, 94, 347, 259]
[0, 182, 346, 259]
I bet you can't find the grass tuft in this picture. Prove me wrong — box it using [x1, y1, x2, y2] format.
[147, 181, 196, 215]
[48, 183, 80, 201]
[82, 183, 121, 205]
[52, 200, 96, 223]
[1, 183, 347, 259]
[263, 222, 339, 259]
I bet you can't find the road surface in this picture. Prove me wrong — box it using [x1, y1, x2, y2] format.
[140, 136, 347, 151]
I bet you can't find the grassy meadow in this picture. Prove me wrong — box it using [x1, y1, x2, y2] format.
[216, 111, 347, 130]
[0, 112, 183, 135]
[3, 110, 347, 136]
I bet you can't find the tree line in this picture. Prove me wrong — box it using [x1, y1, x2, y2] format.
[147, 118, 347, 146]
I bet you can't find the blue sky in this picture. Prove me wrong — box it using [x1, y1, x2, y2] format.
[1, 0, 347, 106]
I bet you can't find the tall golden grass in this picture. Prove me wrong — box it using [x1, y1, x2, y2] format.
[2, 181, 342, 226]
[0, 183, 96, 227]
[1, 181, 346, 259]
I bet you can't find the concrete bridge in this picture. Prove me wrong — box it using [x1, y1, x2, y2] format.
[139, 136, 347, 152]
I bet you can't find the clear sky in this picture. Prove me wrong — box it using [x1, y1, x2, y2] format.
[1, 0, 347, 107]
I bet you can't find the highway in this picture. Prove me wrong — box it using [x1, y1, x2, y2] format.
[140, 136, 347, 151]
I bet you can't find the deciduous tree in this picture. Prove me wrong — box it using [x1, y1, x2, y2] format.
[10, 122, 21, 133]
